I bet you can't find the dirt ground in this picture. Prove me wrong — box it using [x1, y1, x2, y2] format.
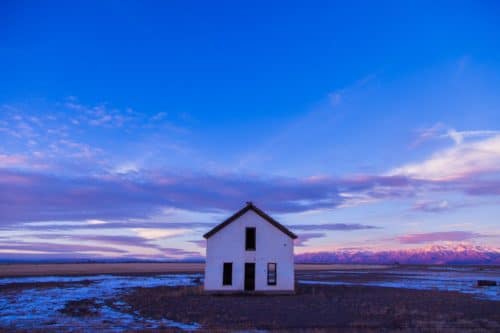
[0, 263, 390, 277]
[118, 283, 500, 332]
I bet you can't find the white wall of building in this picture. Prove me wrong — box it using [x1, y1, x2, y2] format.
[204, 210, 295, 292]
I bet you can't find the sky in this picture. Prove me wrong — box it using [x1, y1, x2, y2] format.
[1, 1, 500, 261]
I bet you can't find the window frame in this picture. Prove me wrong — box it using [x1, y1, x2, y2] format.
[222, 262, 233, 286]
[245, 227, 256, 251]
[267, 262, 277, 286]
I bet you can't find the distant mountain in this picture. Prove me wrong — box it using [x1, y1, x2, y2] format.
[295, 244, 500, 265]
[2, 244, 498, 265]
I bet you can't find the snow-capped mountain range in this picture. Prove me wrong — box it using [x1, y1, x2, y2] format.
[295, 243, 500, 264]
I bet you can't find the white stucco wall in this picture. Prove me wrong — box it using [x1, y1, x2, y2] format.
[204, 210, 295, 292]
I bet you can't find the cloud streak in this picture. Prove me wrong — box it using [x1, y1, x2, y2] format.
[291, 223, 379, 231]
[295, 232, 326, 247]
[392, 132, 500, 181]
[0, 241, 128, 254]
[0, 168, 420, 224]
[0, 160, 499, 226]
[396, 231, 485, 244]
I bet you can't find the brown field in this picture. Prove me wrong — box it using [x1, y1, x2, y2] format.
[0, 262, 390, 277]
[0, 264, 498, 332]
[119, 283, 500, 332]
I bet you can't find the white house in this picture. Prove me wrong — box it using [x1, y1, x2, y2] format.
[203, 201, 297, 293]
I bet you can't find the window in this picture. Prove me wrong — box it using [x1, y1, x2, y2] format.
[245, 227, 256, 251]
[223, 262, 232, 285]
[267, 263, 277, 285]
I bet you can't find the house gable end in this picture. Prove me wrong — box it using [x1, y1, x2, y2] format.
[203, 202, 297, 239]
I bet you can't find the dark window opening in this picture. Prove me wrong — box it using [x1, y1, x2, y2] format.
[223, 262, 232, 285]
[267, 262, 277, 285]
[245, 227, 256, 251]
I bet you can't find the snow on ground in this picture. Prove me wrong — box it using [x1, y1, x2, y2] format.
[0, 266, 498, 332]
[299, 267, 500, 301]
[0, 274, 202, 332]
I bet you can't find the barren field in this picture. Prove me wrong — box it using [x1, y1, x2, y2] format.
[0, 263, 205, 277]
[0, 264, 498, 332]
[121, 283, 500, 332]
[0, 262, 389, 277]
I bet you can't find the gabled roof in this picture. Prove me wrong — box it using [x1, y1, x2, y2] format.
[203, 202, 298, 239]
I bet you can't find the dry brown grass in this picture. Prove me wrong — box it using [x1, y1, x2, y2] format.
[0, 263, 391, 277]
[0, 263, 205, 277]
[117, 284, 500, 332]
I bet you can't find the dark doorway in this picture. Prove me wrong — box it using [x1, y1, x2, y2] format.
[244, 262, 255, 291]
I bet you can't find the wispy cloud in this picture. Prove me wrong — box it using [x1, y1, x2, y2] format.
[236, 73, 377, 171]
[295, 232, 326, 247]
[0, 241, 128, 254]
[0, 154, 26, 167]
[0, 221, 216, 232]
[0, 169, 419, 224]
[410, 122, 446, 147]
[411, 200, 451, 213]
[328, 73, 377, 107]
[0, 98, 195, 178]
[291, 223, 379, 231]
[396, 231, 485, 244]
[391, 131, 500, 181]
[63, 99, 132, 128]
[0, 161, 498, 226]
[131, 228, 188, 239]
[0, 237, 202, 260]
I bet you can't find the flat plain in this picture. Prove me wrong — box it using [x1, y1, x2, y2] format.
[0, 262, 389, 277]
[0, 263, 498, 332]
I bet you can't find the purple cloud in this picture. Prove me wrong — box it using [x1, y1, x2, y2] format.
[0, 166, 499, 228]
[0, 237, 202, 260]
[0, 241, 127, 254]
[36, 234, 157, 247]
[189, 240, 206, 248]
[291, 223, 379, 231]
[33, 234, 203, 257]
[396, 231, 484, 244]
[412, 200, 451, 213]
[294, 232, 326, 247]
[463, 179, 500, 196]
[0, 168, 420, 224]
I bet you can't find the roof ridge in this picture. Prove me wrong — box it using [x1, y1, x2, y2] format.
[203, 202, 297, 239]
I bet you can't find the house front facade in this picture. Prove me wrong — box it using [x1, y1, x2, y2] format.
[203, 202, 297, 293]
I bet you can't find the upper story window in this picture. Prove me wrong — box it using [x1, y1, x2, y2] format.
[245, 227, 256, 251]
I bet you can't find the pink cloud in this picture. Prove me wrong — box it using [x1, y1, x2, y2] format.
[396, 231, 483, 244]
[0, 166, 499, 226]
[294, 233, 326, 247]
[0, 154, 26, 167]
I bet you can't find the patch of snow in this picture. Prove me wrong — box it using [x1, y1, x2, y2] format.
[0, 274, 202, 332]
[298, 267, 499, 301]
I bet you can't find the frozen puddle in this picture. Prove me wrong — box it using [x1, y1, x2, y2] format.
[299, 268, 500, 301]
[0, 274, 202, 332]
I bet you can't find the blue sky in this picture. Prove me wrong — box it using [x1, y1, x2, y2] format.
[1, 1, 500, 260]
